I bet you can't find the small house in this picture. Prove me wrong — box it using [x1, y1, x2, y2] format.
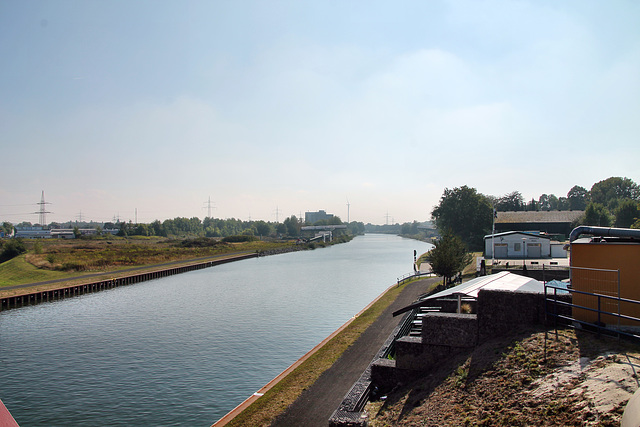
[484, 231, 552, 259]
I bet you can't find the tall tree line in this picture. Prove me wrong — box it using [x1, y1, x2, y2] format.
[431, 176, 640, 251]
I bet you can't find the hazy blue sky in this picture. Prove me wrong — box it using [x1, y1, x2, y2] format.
[1, 0, 639, 225]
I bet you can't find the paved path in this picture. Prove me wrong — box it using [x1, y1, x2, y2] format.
[271, 277, 440, 427]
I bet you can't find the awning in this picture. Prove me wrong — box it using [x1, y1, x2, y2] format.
[393, 271, 544, 316]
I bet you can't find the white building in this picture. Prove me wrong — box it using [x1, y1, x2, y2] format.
[484, 231, 553, 259]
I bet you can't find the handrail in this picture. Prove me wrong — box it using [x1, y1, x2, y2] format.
[397, 271, 433, 286]
[544, 283, 640, 342]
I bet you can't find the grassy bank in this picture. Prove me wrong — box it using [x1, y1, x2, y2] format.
[224, 277, 438, 426]
[0, 237, 298, 289]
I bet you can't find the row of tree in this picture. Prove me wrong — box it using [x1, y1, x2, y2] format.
[432, 176, 640, 251]
[2, 216, 367, 240]
[113, 215, 366, 239]
[492, 177, 639, 213]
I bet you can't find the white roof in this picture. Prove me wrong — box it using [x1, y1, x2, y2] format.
[424, 271, 544, 300]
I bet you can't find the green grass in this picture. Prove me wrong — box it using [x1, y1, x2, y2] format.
[0, 255, 80, 287]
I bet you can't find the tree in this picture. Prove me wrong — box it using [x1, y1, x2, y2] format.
[548, 194, 560, 210]
[557, 197, 569, 210]
[255, 221, 272, 237]
[495, 191, 525, 211]
[538, 194, 551, 211]
[431, 186, 492, 251]
[590, 177, 640, 210]
[426, 231, 472, 286]
[283, 215, 300, 237]
[347, 221, 365, 235]
[583, 202, 612, 227]
[614, 199, 640, 228]
[539, 194, 560, 211]
[0, 239, 26, 263]
[567, 185, 589, 210]
[2, 222, 14, 236]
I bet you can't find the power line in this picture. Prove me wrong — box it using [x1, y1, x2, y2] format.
[34, 191, 51, 226]
[203, 196, 216, 218]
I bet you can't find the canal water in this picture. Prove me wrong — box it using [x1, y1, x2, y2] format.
[0, 234, 432, 426]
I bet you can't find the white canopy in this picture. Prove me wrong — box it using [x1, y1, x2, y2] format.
[426, 271, 544, 300]
[393, 271, 544, 316]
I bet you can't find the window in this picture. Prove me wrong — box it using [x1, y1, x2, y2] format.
[514, 242, 521, 251]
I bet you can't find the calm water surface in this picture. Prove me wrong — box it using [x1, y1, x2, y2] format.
[0, 234, 432, 426]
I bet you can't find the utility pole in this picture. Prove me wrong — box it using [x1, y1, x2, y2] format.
[274, 206, 282, 223]
[35, 190, 51, 227]
[203, 196, 216, 218]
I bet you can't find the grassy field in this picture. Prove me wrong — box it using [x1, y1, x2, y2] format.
[0, 236, 298, 291]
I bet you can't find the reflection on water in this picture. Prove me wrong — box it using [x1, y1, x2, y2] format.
[0, 234, 432, 426]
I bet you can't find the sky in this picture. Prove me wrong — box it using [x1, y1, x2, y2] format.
[1, 0, 639, 225]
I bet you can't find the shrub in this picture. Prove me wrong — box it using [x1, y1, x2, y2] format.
[0, 239, 27, 263]
[179, 237, 222, 248]
[222, 235, 258, 243]
[57, 261, 88, 272]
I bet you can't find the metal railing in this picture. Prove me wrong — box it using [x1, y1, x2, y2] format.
[397, 271, 434, 286]
[545, 282, 640, 342]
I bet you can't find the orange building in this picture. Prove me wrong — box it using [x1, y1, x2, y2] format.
[570, 227, 640, 327]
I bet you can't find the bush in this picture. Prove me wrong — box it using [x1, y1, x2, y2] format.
[56, 261, 88, 271]
[0, 239, 27, 263]
[222, 235, 258, 243]
[179, 237, 222, 248]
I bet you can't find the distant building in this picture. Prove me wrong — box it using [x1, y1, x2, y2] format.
[495, 210, 584, 239]
[305, 210, 334, 225]
[14, 227, 52, 239]
[13, 227, 119, 239]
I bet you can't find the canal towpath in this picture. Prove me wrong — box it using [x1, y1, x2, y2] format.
[265, 276, 439, 426]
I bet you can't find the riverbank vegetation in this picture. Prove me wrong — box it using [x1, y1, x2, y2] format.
[0, 234, 357, 290]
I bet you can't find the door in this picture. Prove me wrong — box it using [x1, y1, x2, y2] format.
[495, 243, 508, 258]
[527, 243, 541, 258]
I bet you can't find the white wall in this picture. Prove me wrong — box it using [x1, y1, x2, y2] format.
[485, 233, 551, 259]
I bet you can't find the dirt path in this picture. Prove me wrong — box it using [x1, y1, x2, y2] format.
[271, 277, 440, 427]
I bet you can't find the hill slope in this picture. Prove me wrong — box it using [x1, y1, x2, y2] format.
[367, 328, 639, 426]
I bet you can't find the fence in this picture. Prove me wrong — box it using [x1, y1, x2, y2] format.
[545, 266, 640, 341]
[570, 266, 622, 327]
[396, 271, 433, 286]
